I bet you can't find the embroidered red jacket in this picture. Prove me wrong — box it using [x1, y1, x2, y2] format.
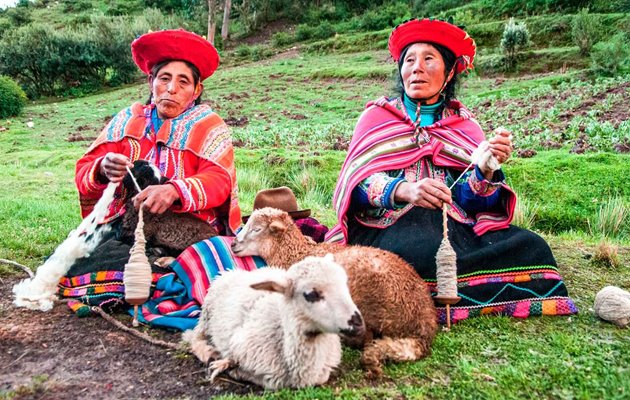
[75, 103, 241, 235]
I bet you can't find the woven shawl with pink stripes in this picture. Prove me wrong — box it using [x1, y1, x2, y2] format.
[326, 96, 516, 244]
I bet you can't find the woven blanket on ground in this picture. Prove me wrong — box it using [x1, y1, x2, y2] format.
[60, 236, 266, 330]
[348, 207, 578, 324]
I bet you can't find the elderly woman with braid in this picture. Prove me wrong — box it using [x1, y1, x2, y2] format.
[327, 19, 577, 324]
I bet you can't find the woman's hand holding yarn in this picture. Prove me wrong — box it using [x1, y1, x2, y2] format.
[395, 178, 452, 210]
[488, 127, 513, 164]
[478, 127, 513, 178]
[133, 184, 180, 214]
[99, 152, 133, 183]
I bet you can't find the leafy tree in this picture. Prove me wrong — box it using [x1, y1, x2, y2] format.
[590, 33, 630, 77]
[501, 18, 530, 70]
[571, 8, 602, 56]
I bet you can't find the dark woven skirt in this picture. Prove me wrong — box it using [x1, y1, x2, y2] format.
[58, 221, 167, 313]
[348, 207, 577, 324]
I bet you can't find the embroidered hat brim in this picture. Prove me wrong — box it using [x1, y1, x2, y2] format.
[388, 18, 476, 74]
[131, 29, 220, 81]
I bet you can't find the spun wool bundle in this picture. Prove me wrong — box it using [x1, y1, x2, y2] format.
[435, 206, 458, 298]
[123, 205, 152, 327]
[434, 132, 507, 327]
[433, 204, 460, 329]
[13, 182, 118, 311]
[594, 286, 630, 328]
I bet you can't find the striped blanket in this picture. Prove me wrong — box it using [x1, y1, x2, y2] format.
[63, 236, 266, 331]
[326, 97, 516, 244]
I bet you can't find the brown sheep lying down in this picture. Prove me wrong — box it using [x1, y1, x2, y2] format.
[231, 207, 438, 376]
[120, 160, 217, 255]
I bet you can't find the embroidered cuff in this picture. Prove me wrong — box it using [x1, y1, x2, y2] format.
[367, 175, 404, 209]
[169, 179, 196, 212]
[468, 166, 503, 197]
[83, 156, 108, 194]
[389, 178, 408, 209]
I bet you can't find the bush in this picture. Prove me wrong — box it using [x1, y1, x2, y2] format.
[501, 18, 530, 70]
[414, 0, 464, 17]
[572, 8, 602, 56]
[295, 24, 315, 41]
[5, 6, 31, 26]
[590, 33, 630, 77]
[272, 31, 294, 47]
[250, 45, 273, 62]
[301, 3, 349, 25]
[61, 0, 92, 12]
[234, 44, 252, 58]
[591, 0, 630, 13]
[0, 19, 12, 39]
[0, 17, 145, 98]
[0, 75, 27, 119]
[105, 0, 144, 16]
[355, 4, 408, 31]
[313, 21, 336, 40]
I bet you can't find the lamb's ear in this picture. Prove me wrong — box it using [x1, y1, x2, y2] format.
[268, 219, 287, 235]
[251, 276, 293, 296]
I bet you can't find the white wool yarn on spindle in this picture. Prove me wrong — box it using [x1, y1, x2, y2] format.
[594, 286, 630, 328]
[435, 238, 458, 297]
[123, 206, 152, 303]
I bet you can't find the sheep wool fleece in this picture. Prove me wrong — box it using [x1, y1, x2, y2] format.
[75, 102, 241, 234]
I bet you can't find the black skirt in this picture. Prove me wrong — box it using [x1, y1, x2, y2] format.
[348, 207, 577, 323]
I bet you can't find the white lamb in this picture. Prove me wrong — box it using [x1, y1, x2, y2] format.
[182, 254, 365, 390]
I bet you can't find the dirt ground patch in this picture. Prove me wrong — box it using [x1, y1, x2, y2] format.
[0, 277, 260, 399]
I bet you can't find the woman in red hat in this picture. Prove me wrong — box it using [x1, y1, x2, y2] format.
[327, 19, 576, 324]
[75, 29, 240, 234]
[61, 30, 244, 319]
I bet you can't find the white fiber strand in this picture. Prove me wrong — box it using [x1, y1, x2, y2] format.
[13, 182, 118, 311]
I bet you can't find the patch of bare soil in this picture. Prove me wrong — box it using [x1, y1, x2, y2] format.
[0, 277, 260, 399]
[281, 110, 307, 120]
[224, 116, 249, 127]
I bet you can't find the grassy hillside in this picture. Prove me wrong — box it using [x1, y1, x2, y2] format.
[1, 49, 628, 267]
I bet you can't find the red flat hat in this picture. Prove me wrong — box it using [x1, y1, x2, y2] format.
[388, 19, 476, 74]
[131, 29, 220, 81]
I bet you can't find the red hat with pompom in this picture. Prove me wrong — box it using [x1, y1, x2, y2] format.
[131, 29, 220, 80]
[388, 18, 476, 74]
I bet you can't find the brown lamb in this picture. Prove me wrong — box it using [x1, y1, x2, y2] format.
[230, 207, 438, 376]
[120, 160, 217, 255]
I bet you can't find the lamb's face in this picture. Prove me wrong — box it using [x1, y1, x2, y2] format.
[288, 255, 365, 337]
[231, 208, 289, 257]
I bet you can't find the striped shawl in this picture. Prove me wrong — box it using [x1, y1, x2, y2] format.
[326, 97, 516, 244]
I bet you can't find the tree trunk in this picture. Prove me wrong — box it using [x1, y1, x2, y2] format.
[221, 0, 232, 41]
[207, 0, 217, 44]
